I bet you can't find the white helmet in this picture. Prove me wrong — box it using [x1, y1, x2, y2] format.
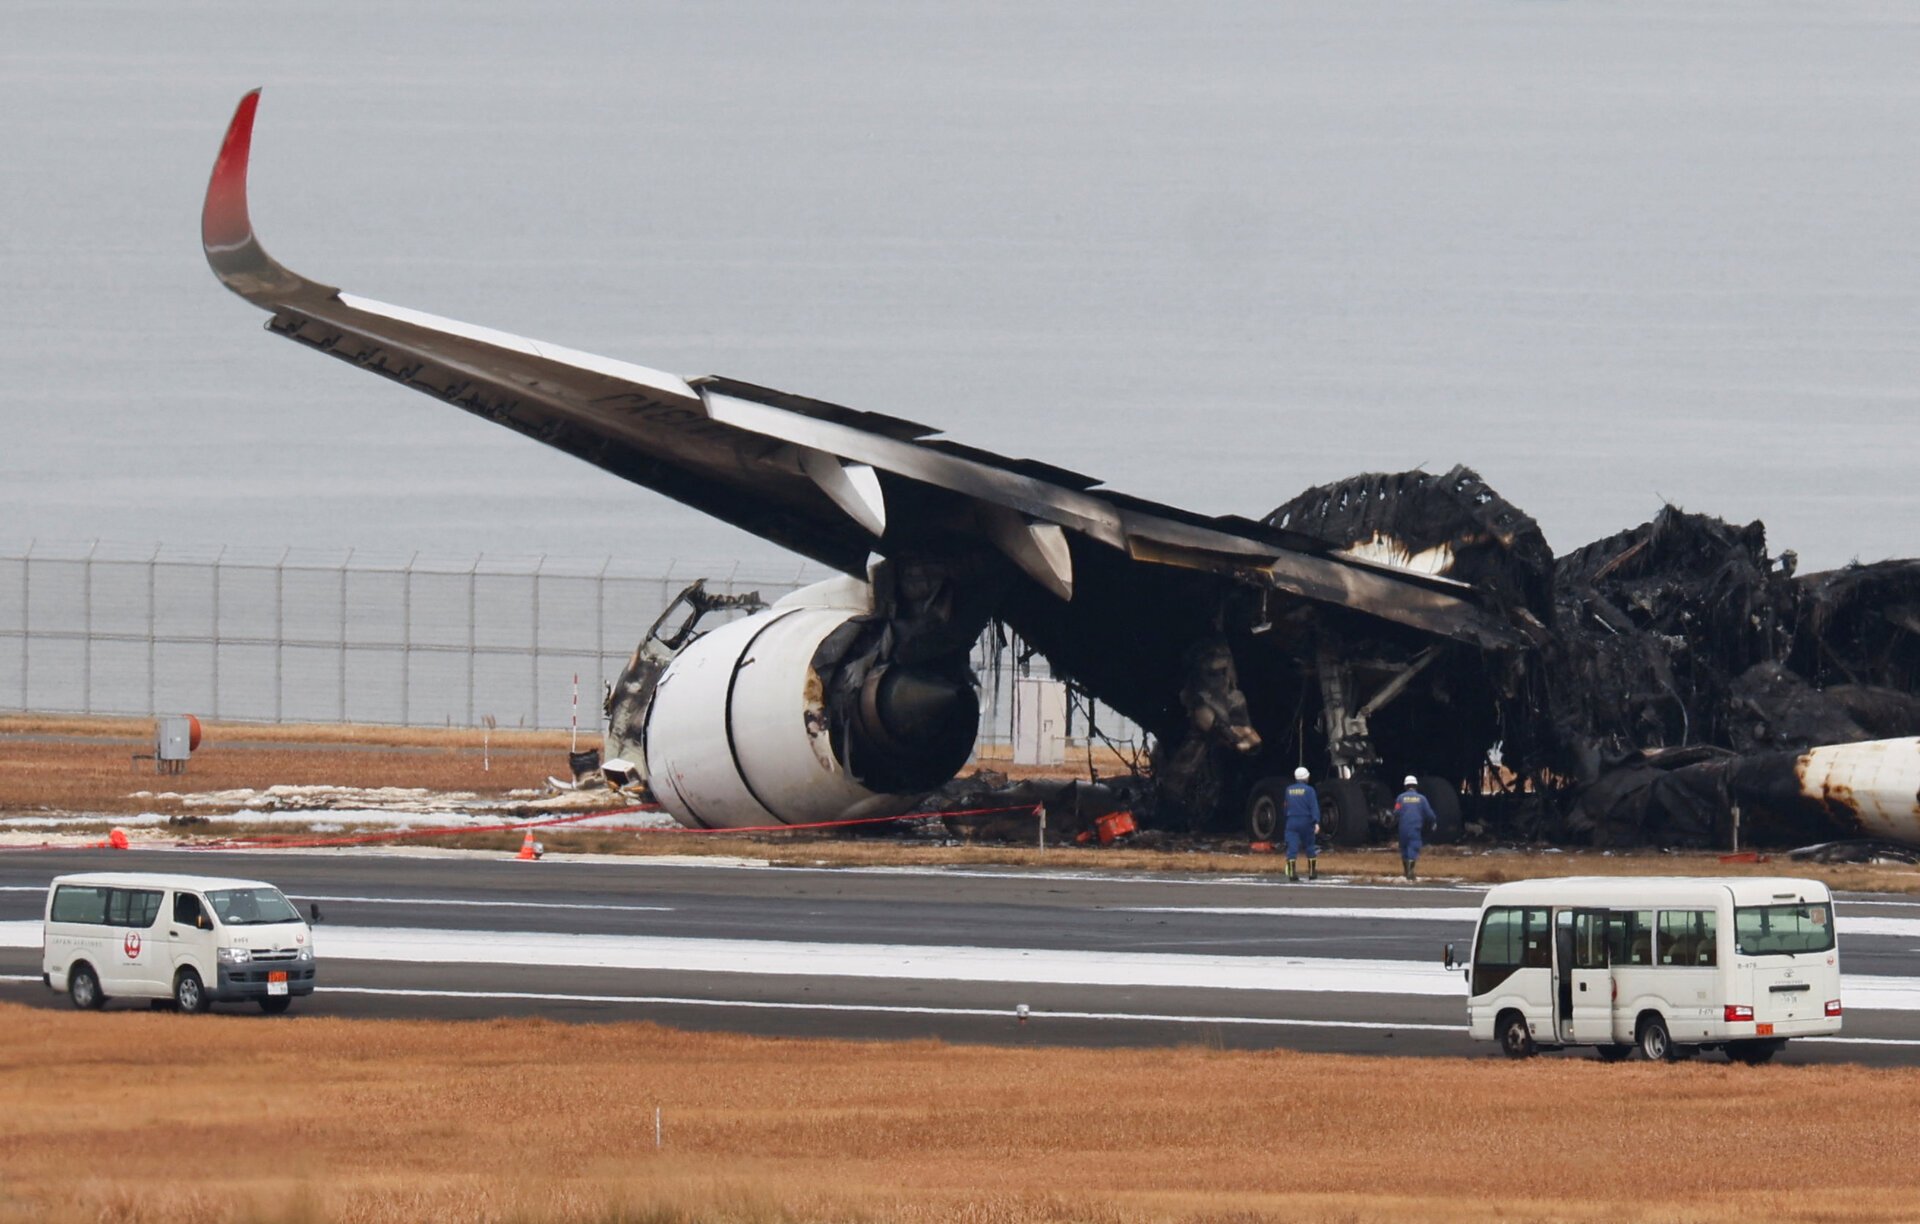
[1403, 775, 1418, 787]
[1293, 767, 1310, 782]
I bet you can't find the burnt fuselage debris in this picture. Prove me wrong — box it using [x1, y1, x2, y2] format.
[1160, 470, 1919, 848]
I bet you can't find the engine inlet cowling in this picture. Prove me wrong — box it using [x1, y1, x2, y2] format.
[642, 595, 978, 830]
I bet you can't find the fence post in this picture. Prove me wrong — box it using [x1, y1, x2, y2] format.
[338, 548, 352, 723]
[82, 540, 96, 715]
[466, 556, 478, 728]
[531, 555, 544, 729]
[211, 545, 225, 719]
[596, 556, 609, 706]
[402, 551, 416, 726]
[275, 547, 288, 723]
[146, 543, 159, 717]
[19, 539, 31, 710]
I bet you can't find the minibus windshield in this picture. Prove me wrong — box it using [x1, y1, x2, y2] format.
[205, 887, 300, 926]
[1734, 903, 1835, 956]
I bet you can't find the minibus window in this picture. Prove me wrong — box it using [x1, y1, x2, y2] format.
[1657, 910, 1717, 966]
[50, 885, 108, 925]
[1472, 906, 1550, 995]
[205, 887, 300, 926]
[1606, 910, 1654, 966]
[1735, 903, 1835, 956]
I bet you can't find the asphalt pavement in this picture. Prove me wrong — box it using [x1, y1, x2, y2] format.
[3, 848, 1916, 1063]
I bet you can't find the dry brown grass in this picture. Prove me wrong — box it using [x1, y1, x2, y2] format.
[1, 1003, 1916, 1223]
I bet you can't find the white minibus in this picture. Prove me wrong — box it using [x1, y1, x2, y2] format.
[1459, 877, 1841, 1064]
[42, 872, 316, 1014]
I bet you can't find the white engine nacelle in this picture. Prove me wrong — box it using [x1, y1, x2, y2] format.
[642, 580, 979, 829]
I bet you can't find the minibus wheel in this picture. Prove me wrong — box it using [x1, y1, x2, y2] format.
[1637, 1015, 1674, 1062]
[173, 968, 210, 1014]
[258, 996, 291, 1016]
[1496, 1011, 1535, 1059]
[67, 963, 104, 1011]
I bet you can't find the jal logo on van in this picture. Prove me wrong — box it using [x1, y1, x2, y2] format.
[123, 932, 142, 959]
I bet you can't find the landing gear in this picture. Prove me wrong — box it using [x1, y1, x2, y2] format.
[1245, 781, 1285, 842]
[1319, 778, 1371, 847]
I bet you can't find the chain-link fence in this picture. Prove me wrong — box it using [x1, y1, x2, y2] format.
[0, 541, 1142, 752]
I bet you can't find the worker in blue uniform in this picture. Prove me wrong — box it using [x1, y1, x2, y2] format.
[1283, 766, 1321, 882]
[1394, 775, 1436, 881]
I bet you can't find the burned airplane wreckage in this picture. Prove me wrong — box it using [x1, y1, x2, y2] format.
[203, 91, 1920, 849]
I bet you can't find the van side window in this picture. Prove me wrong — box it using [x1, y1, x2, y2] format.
[174, 893, 206, 927]
[104, 888, 163, 929]
[1472, 906, 1550, 995]
[1607, 910, 1654, 966]
[51, 885, 109, 925]
[1658, 909, 1717, 966]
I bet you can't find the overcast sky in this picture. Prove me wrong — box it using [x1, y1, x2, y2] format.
[3, 1, 1916, 574]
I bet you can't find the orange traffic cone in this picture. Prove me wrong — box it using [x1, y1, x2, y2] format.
[516, 830, 543, 861]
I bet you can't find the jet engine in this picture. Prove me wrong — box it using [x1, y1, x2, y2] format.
[620, 577, 980, 829]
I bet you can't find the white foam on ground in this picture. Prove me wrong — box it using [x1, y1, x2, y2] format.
[8, 920, 1918, 1008]
[0, 807, 677, 832]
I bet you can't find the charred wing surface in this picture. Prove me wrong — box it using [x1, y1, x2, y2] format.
[205, 93, 1920, 844]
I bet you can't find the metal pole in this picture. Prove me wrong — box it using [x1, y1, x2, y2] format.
[19, 540, 31, 710]
[146, 543, 159, 716]
[338, 548, 352, 722]
[531, 555, 544, 728]
[275, 547, 287, 723]
[466, 556, 477, 728]
[402, 551, 416, 726]
[82, 540, 96, 715]
[596, 557, 608, 698]
[211, 545, 225, 719]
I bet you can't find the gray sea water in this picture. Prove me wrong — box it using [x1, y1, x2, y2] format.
[3, 0, 1917, 575]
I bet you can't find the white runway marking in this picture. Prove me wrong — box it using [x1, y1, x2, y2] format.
[288, 894, 673, 914]
[1121, 906, 1481, 922]
[317, 985, 1462, 1031]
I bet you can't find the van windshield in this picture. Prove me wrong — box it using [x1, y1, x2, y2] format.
[1735, 903, 1835, 956]
[205, 887, 300, 926]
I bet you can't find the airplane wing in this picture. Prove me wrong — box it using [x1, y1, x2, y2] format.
[203, 90, 1522, 652]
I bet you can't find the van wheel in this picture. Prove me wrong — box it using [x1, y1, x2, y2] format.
[1727, 1038, 1785, 1066]
[1637, 1015, 1674, 1062]
[1595, 1044, 1633, 1063]
[68, 964, 105, 1011]
[1497, 1011, 1536, 1059]
[258, 996, 291, 1016]
[173, 969, 209, 1014]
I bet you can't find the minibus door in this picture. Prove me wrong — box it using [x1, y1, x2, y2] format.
[1569, 908, 1611, 1043]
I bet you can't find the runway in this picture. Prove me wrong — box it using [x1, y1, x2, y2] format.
[3, 848, 1918, 1063]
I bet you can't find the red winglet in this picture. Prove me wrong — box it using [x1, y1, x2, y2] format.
[202, 89, 262, 256]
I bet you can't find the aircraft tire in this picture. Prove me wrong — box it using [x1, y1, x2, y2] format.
[1321, 779, 1371, 847]
[1419, 775, 1463, 842]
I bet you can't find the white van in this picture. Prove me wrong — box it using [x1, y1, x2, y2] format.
[1460, 877, 1841, 1064]
[42, 872, 316, 1014]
